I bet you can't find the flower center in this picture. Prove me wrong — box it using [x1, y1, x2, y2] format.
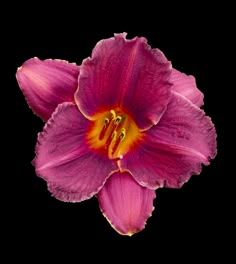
[86, 109, 142, 160]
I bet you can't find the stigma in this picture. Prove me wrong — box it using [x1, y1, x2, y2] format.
[86, 109, 141, 160]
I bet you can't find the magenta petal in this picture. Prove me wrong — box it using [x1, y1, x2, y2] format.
[120, 92, 217, 189]
[170, 68, 204, 107]
[34, 102, 117, 202]
[75, 33, 172, 129]
[16, 57, 80, 121]
[98, 172, 156, 236]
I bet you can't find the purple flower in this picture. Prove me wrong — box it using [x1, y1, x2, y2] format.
[16, 33, 217, 236]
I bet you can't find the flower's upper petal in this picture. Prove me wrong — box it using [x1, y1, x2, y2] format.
[120, 92, 217, 189]
[34, 102, 117, 202]
[170, 68, 204, 107]
[98, 171, 156, 236]
[75, 33, 172, 130]
[16, 58, 80, 121]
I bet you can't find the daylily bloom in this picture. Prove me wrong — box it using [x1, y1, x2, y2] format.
[16, 33, 217, 236]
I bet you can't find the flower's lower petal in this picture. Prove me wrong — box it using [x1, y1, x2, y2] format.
[34, 102, 117, 202]
[120, 92, 217, 189]
[170, 68, 204, 107]
[97, 172, 156, 236]
[16, 58, 80, 121]
[75, 33, 171, 130]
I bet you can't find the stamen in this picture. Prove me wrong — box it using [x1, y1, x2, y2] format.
[99, 117, 110, 140]
[105, 116, 122, 145]
[106, 131, 117, 149]
[111, 128, 126, 155]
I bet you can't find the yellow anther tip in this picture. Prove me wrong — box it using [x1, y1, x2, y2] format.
[110, 110, 116, 119]
[115, 116, 122, 124]
[104, 118, 109, 125]
[112, 131, 117, 139]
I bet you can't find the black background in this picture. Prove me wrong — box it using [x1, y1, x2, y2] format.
[5, 2, 230, 261]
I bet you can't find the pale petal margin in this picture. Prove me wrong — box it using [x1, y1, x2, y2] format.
[170, 68, 204, 107]
[75, 33, 172, 130]
[98, 172, 156, 236]
[119, 92, 217, 189]
[16, 57, 80, 121]
[34, 102, 117, 202]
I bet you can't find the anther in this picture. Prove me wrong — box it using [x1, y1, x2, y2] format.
[112, 131, 117, 140]
[104, 118, 109, 126]
[120, 128, 126, 141]
[110, 110, 116, 120]
[114, 116, 122, 124]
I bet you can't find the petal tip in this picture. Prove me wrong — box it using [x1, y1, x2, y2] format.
[114, 32, 127, 39]
[126, 230, 138, 237]
[16, 65, 22, 73]
[98, 172, 156, 236]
